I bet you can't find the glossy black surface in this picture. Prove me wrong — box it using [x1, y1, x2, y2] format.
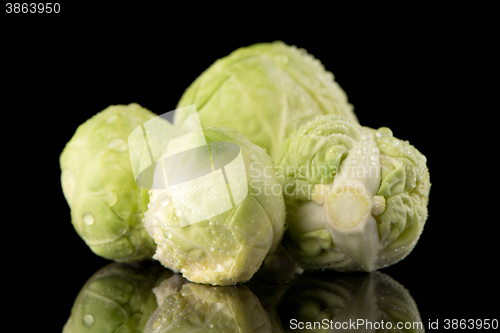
[3, 9, 496, 331]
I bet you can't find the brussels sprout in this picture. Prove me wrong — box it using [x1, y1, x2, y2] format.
[145, 274, 280, 332]
[277, 271, 424, 332]
[277, 115, 430, 271]
[175, 41, 357, 160]
[60, 103, 168, 262]
[63, 261, 172, 333]
[143, 127, 286, 285]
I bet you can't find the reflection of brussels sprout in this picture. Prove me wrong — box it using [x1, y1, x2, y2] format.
[277, 115, 430, 271]
[60, 103, 163, 262]
[277, 271, 424, 332]
[246, 247, 303, 332]
[145, 274, 280, 333]
[63, 262, 172, 333]
[143, 127, 286, 285]
[251, 246, 304, 286]
[175, 41, 357, 160]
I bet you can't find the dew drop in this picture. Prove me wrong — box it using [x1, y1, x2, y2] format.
[108, 138, 128, 152]
[204, 274, 210, 282]
[275, 55, 289, 64]
[82, 314, 94, 327]
[158, 193, 170, 207]
[376, 127, 393, 138]
[107, 115, 117, 123]
[249, 153, 257, 161]
[153, 233, 161, 243]
[83, 213, 94, 225]
[107, 192, 118, 206]
[173, 208, 182, 217]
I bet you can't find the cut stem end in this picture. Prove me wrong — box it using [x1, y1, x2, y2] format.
[325, 183, 372, 234]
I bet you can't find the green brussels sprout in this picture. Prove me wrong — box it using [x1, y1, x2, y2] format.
[60, 103, 168, 262]
[143, 127, 287, 285]
[175, 41, 357, 160]
[277, 271, 424, 332]
[277, 115, 430, 271]
[63, 261, 172, 333]
[145, 274, 280, 332]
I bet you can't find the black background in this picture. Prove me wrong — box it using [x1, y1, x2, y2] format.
[2, 4, 496, 331]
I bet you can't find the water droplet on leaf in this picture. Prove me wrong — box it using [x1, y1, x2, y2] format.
[82, 314, 94, 327]
[158, 193, 170, 207]
[108, 138, 128, 152]
[83, 213, 94, 225]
